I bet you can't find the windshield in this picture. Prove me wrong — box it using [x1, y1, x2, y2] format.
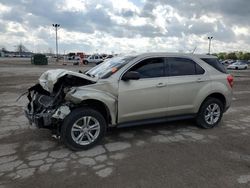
[86, 55, 136, 78]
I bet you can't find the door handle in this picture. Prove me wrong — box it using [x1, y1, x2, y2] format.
[156, 83, 166, 87]
[196, 78, 205, 82]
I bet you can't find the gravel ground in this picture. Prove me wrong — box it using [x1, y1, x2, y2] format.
[0, 58, 250, 188]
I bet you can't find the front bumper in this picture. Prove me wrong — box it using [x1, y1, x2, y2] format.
[25, 83, 71, 129]
[25, 108, 53, 128]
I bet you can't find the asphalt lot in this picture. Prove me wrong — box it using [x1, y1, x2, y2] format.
[0, 58, 250, 188]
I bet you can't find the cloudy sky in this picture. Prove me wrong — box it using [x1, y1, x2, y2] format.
[0, 0, 249, 54]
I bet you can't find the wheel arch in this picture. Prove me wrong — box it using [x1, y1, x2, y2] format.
[65, 89, 117, 126]
[78, 99, 113, 125]
[198, 92, 226, 113]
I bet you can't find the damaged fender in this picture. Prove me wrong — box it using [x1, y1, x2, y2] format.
[65, 88, 117, 125]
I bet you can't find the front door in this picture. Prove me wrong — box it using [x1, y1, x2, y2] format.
[118, 57, 169, 123]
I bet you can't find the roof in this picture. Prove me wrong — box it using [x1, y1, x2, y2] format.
[132, 52, 217, 59]
[194, 54, 217, 59]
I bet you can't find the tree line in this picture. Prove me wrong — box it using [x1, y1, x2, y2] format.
[213, 52, 250, 61]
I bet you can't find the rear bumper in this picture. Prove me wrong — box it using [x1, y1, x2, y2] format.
[224, 89, 233, 112]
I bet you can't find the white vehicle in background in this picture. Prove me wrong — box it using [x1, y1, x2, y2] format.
[222, 59, 235, 65]
[64, 55, 81, 65]
[227, 61, 248, 70]
[83, 54, 103, 65]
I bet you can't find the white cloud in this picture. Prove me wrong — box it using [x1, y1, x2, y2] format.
[0, 0, 250, 54]
[6, 22, 26, 33]
[109, 0, 139, 13]
[57, 0, 87, 12]
[233, 26, 250, 36]
[0, 3, 11, 13]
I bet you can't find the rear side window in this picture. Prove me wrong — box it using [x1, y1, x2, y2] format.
[168, 57, 205, 76]
[201, 58, 227, 73]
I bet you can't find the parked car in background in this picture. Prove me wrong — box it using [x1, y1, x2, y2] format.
[83, 54, 103, 65]
[222, 59, 235, 65]
[104, 55, 114, 59]
[227, 61, 248, 70]
[96, 55, 114, 65]
[25, 53, 233, 150]
[67, 55, 81, 65]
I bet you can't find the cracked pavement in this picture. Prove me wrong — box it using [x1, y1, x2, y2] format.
[0, 59, 250, 188]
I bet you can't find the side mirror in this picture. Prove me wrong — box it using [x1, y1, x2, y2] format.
[122, 71, 140, 81]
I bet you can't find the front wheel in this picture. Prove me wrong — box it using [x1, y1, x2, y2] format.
[196, 98, 224, 129]
[61, 108, 107, 150]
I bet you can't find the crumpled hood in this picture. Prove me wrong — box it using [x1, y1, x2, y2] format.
[39, 69, 97, 92]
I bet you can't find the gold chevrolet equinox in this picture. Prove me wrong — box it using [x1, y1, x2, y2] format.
[25, 53, 233, 150]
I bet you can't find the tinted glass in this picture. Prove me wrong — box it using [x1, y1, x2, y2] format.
[196, 63, 205, 74]
[201, 58, 227, 73]
[168, 58, 199, 76]
[130, 58, 165, 78]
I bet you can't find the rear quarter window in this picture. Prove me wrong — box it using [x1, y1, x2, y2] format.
[201, 58, 227, 73]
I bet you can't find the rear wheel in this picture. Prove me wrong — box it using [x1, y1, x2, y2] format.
[83, 60, 89, 65]
[196, 98, 224, 129]
[61, 108, 106, 150]
[235, 67, 238, 70]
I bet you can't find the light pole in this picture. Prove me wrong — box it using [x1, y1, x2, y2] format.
[208, 36, 213, 54]
[52, 24, 60, 61]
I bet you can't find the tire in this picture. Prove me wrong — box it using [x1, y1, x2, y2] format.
[196, 97, 224, 129]
[61, 108, 107, 151]
[245, 66, 247, 69]
[235, 67, 238, 70]
[83, 60, 88, 65]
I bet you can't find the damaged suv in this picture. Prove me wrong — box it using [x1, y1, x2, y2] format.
[25, 53, 233, 150]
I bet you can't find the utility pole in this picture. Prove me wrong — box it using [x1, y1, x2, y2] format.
[208, 36, 213, 54]
[52, 24, 60, 61]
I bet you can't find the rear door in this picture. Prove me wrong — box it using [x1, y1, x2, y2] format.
[167, 57, 207, 116]
[118, 57, 169, 123]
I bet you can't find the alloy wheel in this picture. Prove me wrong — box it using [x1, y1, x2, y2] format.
[204, 103, 221, 125]
[71, 116, 100, 145]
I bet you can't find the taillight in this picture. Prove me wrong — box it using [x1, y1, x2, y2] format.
[227, 75, 234, 88]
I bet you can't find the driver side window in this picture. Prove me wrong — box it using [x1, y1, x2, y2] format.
[129, 57, 165, 78]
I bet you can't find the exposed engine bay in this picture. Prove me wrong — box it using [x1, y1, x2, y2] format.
[25, 69, 96, 131]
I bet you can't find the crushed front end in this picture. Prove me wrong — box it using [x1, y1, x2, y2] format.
[25, 83, 69, 129]
[24, 69, 96, 132]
